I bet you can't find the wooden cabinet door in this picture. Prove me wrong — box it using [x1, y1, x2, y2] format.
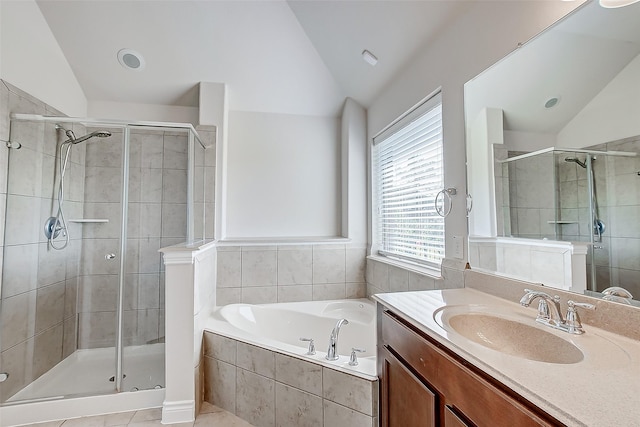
[381, 349, 437, 427]
[444, 405, 472, 427]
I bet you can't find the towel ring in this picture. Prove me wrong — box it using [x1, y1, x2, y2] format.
[435, 188, 457, 218]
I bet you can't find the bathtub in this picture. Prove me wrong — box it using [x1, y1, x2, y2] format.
[205, 298, 377, 379]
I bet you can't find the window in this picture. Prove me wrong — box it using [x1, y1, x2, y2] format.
[372, 92, 444, 268]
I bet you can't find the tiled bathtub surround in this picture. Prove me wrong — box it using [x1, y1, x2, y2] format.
[203, 331, 378, 427]
[216, 243, 367, 305]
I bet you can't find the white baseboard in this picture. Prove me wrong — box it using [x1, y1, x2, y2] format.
[162, 399, 195, 424]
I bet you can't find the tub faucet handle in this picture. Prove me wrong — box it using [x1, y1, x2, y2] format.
[299, 337, 316, 355]
[349, 348, 365, 366]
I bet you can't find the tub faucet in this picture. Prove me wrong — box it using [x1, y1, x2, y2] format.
[326, 318, 349, 361]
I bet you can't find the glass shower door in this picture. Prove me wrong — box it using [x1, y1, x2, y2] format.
[0, 119, 122, 403]
[119, 127, 180, 392]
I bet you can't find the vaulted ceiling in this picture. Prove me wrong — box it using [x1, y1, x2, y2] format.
[465, 1, 640, 135]
[36, 0, 469, 117]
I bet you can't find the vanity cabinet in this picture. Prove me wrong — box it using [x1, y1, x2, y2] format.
[378, 306, 563, 427]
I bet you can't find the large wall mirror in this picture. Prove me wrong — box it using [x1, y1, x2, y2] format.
[465, 0, 640, 304]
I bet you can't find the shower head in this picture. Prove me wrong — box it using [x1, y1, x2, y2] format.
[56, 125, 111, 144]
[565, 157, 587, 169]
[69, 130, 112, 144]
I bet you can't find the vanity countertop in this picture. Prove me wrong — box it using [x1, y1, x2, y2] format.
[374, 288, 640, 427]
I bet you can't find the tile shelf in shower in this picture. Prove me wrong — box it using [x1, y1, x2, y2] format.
[69, 219, 110, 223]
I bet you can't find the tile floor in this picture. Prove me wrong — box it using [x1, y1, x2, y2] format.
[24, 402, 253, 427]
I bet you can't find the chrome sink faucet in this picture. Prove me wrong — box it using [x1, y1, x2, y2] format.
[326, 318, 349, 361]
[519, 289, 564, 327]
[520, 289, 595, 334]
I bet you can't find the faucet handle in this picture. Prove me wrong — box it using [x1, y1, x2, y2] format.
[565, 300, 596, 334]
[348, 348, 365, 366]
[568, 300, 595, 310]
[299, 337, 316, 355]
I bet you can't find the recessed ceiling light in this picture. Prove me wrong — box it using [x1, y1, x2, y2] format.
[544, 97, 560, 109]
[117, 48, 145, 71]
[362, 50, 378, 67]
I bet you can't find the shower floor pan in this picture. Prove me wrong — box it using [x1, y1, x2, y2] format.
[7, 343, 165, 403]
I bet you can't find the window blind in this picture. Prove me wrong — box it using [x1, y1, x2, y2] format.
[373, 94, 444, 267]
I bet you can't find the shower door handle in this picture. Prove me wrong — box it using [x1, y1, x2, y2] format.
[105, 253, 116, 260]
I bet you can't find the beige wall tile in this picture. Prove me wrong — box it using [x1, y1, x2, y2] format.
[2, 243, 38, 297]
[217, 288, 241, 306]
[33, 323, 63, 379]
[274, 353, 322, 396]
[0, 339, 32, 401]
[203, 332, 237, 364]
[237, 342, 275, 379]
[346, 248, 366, 283]
[1, 290, 36, 351]
[312, 283, 345, 301]
[388, 265, 409, 292]
[162, 169, 188, 203]
[345, 282, 366, 299]
[408, 272, 437, 291]
[217, 251, 242, 288]
[312, 248, 345, 284]
[236, 369, 275, 427]
[277, 285, 312, 303]
[322, 368, 375, 416]
[204, 357, 236, 413]
[277, 249, 312, 285]
[323, 400, 374, 427]
[242, 251, 277, 287]
[35, 282, 66, 334]
[275, 383, 323, 427]
[241, 286, 277, 304]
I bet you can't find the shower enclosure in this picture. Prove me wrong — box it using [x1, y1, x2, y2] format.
[497, 143, 638, 294]
[0, 114, 212, 405]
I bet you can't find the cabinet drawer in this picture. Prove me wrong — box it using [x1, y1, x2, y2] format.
[380, 309, 562, 427]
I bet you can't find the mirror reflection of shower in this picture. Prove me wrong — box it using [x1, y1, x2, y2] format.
[45, 124, 112, 250]
[564, 156, 605, 243]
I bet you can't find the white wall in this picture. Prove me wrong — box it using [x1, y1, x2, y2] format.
[341, 98, 367, 246]
[0, 0, 86, 116]
[88, 100, 199, 125]
[225, 111, 341, 238]
[367, 1, 581, 263]
[558, 53, 640, 148]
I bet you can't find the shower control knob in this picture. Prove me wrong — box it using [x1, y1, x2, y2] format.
[0, 372, 8, 382]
[105, 253, 116, 260]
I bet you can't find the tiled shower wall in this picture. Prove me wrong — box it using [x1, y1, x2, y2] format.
[0, 80, 79, 401]
[216, 243, 367, 305]
[503, 150, 557, 239]
[76, 129, 194, 349]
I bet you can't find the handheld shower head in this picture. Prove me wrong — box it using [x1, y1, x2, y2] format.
[564, 157, 587, 169]
[70, 130, 112, 144]
[56, 125, 112, 144]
